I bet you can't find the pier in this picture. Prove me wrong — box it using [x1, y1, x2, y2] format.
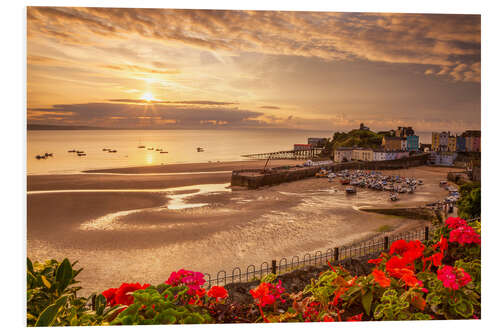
[241, 148, 324, 160]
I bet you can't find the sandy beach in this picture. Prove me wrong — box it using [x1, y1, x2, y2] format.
[27, 161, 460, 294]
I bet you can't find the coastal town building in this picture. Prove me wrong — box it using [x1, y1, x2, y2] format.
[359, 123, 370, 131]
[293, 144, 313, 151]
[395, 126, 415, 138]
[352, 147, 373, 161]
[432, 132, 440, 151]
[382, 136, 402, 151]
[448, 135, 457, 152]
[439, 132, 449, 152]
[334, 147, 353, 162]
[431, 130, 480, 153]
[456, 136, 466, 152]
[463, 130, 481, 152]
[420, 143, 431, 152]
[401, 139, 407, 151]
[307, 137, 328, 148]
[406, 135, 419, 152]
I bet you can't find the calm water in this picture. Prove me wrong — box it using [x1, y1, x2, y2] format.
[27, 129, 333, 174]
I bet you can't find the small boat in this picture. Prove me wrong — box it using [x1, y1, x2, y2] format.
[35, 154, 46, 159]
[108, 150, 117, 153]
[390, 194, 399, 201]
[147, 147, 154, 150]
[156, 148, 163, 151]
[68, 149, 76, 153]
[440, 180, 448, 186]
[103, 148, 109, 151]
[417, 180, 423, 185]
[77, 153, 86, 156]
[160, 151, 169, 154]
[340, 178, 350, 185]
[197, 147, 204, 152]
[346, 186, 357, 194]
[138, 145, 146, 149]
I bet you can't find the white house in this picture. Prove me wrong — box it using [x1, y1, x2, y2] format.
[334, 147, 353, 163]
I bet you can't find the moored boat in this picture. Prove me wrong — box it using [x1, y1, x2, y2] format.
[346, 186, 357, 194]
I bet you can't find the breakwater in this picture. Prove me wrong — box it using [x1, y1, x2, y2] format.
[232, 153, 430, 188]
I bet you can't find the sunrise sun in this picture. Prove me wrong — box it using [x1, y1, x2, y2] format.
[141, 92, 154, 102]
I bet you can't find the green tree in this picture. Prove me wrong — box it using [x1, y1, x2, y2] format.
[457, 182, 481, 219]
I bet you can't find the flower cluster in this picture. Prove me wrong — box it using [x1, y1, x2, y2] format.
[445, 217, 481, 245]
[207, 286, 228, 301]
[102, 282, 150, 306]
[166, 269, 206, 295]
[372, 239, 425, 288]
[437, 265, 472, 290]
[250, 280, 286, 307]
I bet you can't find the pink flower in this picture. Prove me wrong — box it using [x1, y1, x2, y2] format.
[449, 226, 480, 245]
[445, 217, 468, 230]
[437, 265, 471, 290]
[166, 269, 206, 295]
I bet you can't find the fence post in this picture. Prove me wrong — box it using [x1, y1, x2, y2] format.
[334, 247, 339, 262]
[271, 260, 277, 274]
[384, 236, 389, 251]
[425, 226, 429, 241]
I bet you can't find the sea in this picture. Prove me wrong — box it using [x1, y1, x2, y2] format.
[27, 129, 335, 175]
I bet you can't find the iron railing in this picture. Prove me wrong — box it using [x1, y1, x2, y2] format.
[202, 217, 480, 288]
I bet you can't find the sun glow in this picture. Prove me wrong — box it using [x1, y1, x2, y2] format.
[141, 92, 155, 102]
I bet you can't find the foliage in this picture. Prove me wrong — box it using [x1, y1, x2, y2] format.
[457, 182, 481, 219]
[27, 258, 121, 326]
[110, 285, 213, 325]
[324, 129, 384, 156]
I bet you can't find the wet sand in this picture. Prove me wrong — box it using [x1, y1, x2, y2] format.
[27, 159, 304, 191]
[27, 163, 460, 294]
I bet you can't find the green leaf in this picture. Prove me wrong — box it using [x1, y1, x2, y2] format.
[41, 275, 52, 289]
[34, 295, 68, 327]
[55, 258, 73, 292]
[95, 294, 107, 316]
[361, 290, 373, 315]
[27, 258, 34, 274]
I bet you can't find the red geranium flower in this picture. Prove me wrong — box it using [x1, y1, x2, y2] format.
[347, 313, 363, 321]
[114, 282, 151, 305]
[102, 288, 118, 306]
[207, 286, 228, 300]
[372, 269, 391, 288]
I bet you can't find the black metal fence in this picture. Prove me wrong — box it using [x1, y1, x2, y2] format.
[203, 225, 433, 288]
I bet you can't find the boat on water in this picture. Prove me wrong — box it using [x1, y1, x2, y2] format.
[147, 147, 154, 150]
[160, 151, 169, 154]
[440, 180, 448, 186]
[102, 148, 109, 151]
[340, 178, 350, 185]
[77, 153, 86, 156]
[346, 186, 357, 194]
[108, 150, 117, 153]
[68, 149, 76, 153]
[156, 148, 163, 151]
[418, 180, 423, 185]
[138, 145, 146, 149]
[197, 147, 205, 152]
[35, 154, 46, 159]
[390, 193, 399, 201]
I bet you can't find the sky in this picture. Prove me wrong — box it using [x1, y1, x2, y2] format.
[27, 7, 481, 132]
